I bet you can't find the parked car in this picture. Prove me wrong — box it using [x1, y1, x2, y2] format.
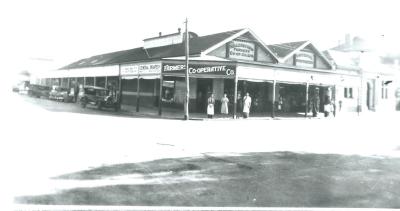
[79, 86, 120, 111]
[12, 86, 19, 92]
[28, 84, 51, 98]
[49, 85, 74, 102]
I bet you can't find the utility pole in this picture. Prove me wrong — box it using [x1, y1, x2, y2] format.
[184, 18, 190, 120]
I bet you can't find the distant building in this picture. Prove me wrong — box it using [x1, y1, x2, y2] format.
[330, 34, 399, 112]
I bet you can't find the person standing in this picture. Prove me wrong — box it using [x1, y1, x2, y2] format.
[237, 93, 243, 115]
[207, 93, 215, 118]
[310, 88, 320, 117]
[324, 96, 333, 118]
[243, 92, 252, 118]
[220, 93, 229, 115]
[278, 95, 283, 111]
[74, 82, 80, 103]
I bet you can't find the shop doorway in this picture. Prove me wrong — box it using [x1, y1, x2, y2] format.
[196, 78, 213, 112]
[278, 83, 306, 113]
[238, 80, 272, 114]
[309, 85, 333, 114]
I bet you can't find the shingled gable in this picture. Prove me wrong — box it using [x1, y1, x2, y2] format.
[201, 28, 279, 62]
[60, 29, 245, 70]
[268, 41, 333, 68]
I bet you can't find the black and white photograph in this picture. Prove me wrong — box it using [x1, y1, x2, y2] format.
[2, 0, 400, 210]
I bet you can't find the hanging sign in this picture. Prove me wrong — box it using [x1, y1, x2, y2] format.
[121, 62, 161, 76]
[162, 63, 236, 76]
[295, 51, 314, 68]
[228, 40, 255, 61]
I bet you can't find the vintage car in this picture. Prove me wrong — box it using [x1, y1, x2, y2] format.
[49, 85, 74, 102]
[79, 86, 120, 111]
[28, 84, 51, 98]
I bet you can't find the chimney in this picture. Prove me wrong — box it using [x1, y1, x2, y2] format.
[178, 28, 181, 33]
[345, 33, 352, 47]
[159, 32, 162, 37]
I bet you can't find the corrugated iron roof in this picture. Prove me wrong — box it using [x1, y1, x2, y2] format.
[61, 29, 243, 70]
[267, 41, 308, 58]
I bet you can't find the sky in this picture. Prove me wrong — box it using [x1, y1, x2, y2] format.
[1, 0, 400, 80]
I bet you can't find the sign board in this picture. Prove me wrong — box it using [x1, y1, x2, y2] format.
[162, 63, 236, 76]
[121, 62, 161, 76]
[295, 51, 314, 68]
[228, 40, 255, 61]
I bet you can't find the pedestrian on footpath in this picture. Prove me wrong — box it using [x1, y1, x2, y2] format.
[74, 82, 80, 103]
[237, 93, 243, 117]
[310, 88, 320, 117]
[277, 95, 283, 112]
[221, 93, 229, 115]
[207, 93, 215, 118]
[243, 92, 252, 118]
[324, 97, 333, 118]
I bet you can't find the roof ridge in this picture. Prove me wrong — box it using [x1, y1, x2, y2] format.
[269, 40, 309, 47]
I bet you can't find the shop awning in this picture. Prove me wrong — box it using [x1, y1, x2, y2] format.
[121, 76, 138, 80]
[139, 74, 160, 79]
[121, 75, 160, 80]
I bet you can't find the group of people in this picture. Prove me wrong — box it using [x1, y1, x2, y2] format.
[206, 92, 252, 119]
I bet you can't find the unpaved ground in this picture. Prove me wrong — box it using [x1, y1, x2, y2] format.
[15, 152, 400, 207]
[3, 93, 400, 207]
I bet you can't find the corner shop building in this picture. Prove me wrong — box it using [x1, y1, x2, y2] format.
[38, 28, 361, 118]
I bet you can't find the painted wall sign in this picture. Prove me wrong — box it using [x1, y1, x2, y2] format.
[121, 62, 161, 76]
[295, 51, 314, 68]
[162, 63, 236, 76]
[228, 40, 255, 61]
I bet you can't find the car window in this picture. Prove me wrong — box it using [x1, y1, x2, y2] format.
[97, 90, 108, 96]
[85, 88, 96, 95]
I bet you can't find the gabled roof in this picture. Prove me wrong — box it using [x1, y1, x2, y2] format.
[268, 41, 308, 58]
[61, 29, 245, 70]
[268, 40, 333, 69]
[201, 28, 279, 62]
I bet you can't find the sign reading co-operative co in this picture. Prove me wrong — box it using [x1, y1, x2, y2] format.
[162, 63, 236, 76]
[121, 62, 161, 76]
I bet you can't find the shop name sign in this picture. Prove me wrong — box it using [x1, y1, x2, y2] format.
[121, 63, 161, 75]
[163, 63, 236, 76]
[229, 40, 255, 61]
[295, 51, 314, 68]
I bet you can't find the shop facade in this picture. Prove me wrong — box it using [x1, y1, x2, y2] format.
[119, 61, 162, 111]
[160, 60, 236, 115]
[34, 28, 371, 118]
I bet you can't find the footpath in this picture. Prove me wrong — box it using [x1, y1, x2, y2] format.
[119, 104, 374, 121]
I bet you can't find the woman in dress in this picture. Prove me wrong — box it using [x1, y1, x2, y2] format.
[220, 93, 229, 115]
[207, 93, 215, 118]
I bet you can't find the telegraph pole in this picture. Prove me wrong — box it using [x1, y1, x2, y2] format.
[184, 18, 190, 120]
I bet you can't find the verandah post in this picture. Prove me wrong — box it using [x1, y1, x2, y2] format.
[233, 75, 238, 119]
[136, 76, 140, 112]
[305, 82, 309, 118]
[158, 74, 163, 116]
[272, 80, 276, 118]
